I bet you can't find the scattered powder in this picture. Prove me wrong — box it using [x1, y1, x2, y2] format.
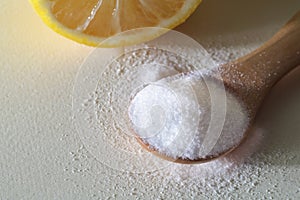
[129, 70, 249, 160]
[69, 29, 299, 199]
[74, 46, 208, 172]
[73, 36, 251, 170]
[95, 47, 197, 148]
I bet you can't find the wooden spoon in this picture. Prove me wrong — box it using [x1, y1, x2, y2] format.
[131, 10, 300, 164]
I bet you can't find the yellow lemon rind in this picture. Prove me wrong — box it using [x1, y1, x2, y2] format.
[29, 0, 202, 47]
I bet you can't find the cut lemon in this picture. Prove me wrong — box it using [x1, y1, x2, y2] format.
[29, 0, 202, 47]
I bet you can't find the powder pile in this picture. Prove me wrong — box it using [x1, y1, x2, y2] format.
[75, 41, 251, 168]
[70, 28, 291, 198]
[128, 70, 249, 160]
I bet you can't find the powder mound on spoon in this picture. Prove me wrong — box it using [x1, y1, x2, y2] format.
[128, 70, 250, 161]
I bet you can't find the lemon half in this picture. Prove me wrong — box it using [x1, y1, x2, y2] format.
[30, 0, 202, 47]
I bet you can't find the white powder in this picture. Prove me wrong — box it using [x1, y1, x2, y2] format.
[69, 28, 298, 199]
[77, 47, 204, 172]
[74, 30, 252, 170]
[128, 70, 249, 160]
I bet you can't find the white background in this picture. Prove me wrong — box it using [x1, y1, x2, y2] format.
[1, 0, 300, 199]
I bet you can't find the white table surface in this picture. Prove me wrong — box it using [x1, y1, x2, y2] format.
[1, 0, 300, 199]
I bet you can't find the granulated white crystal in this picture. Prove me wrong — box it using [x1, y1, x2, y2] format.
[129, 70, 249, 160]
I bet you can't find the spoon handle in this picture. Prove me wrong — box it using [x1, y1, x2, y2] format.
[221, 10, 300, 115]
